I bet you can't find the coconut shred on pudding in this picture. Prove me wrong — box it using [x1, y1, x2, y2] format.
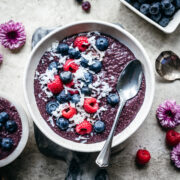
[34, 31, 146, 144]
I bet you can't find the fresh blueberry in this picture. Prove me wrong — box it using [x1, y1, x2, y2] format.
[76, 0, 83, 3]
[140, 4, 150, 15]
[94, 120, 105, 133]
[71, 94, 81, 104]
[46, 101, 59, 115]
[68, 48, 81, 59]
[89, 60, 102, 73]
[60, 71, 73, 84]
[164, 4, 175, 16]
[161, 0, 172, 10]
[1, 138, 13, 150]
[56, 90, 72, 104]
[56, 117, 69, 130]
[0, 122, 3, 131]
[149, 3, 160, 15]
[107, 93, 120, 106]
[57, 43, 69, 56]
[84, 72, 93, 84]
[138, 0, 147, 3]
[48, 61, 59, 70]
[81, 86, 92, 96]
[159, 17, 170, 27]
[151, 13, 162, 22]
[174, 0, 180, 9]
[80, 57, 89, 68]
[5, 120, 17, 133]
[82, 1, 91, 11]
[133, 2, 141, 10]
[0, 112, 9, 124]
[95, 37, 109, 51]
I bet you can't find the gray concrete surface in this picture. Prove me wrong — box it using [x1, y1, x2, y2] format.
[0, 0, 180, 179]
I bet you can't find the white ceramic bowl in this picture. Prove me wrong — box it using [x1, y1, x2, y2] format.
[0, 93, 29, 167]
[24, 20, 155, 152]
[120, 0, 180, 34]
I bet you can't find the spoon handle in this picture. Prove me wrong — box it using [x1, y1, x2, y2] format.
[96, 100, 126, 168]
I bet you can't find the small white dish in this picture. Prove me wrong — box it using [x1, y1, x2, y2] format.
[0, 93, 29, 167]
[120, 0, 180, 34]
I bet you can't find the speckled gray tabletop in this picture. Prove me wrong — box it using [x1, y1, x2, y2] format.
[0, 0, 180, 179]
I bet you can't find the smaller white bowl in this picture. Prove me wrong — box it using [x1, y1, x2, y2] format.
[120, 0, 180, 34]
[0, 93, 29, 167]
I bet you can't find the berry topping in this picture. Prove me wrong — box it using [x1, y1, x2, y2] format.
[76, 120, 92, 135]
[57, 43, 69, 56]
[47, 75, 63, 94]
[140, 4, 150, 15]
[80, 57, 89, 68]
[74, 36, 89, 52]
[171, 143, 180, 168]
[81, 86, 92, 96]
[107, 93, 120, 106]
[136, 149, 151, 165]
[62, 106, 77, 119]
[0, 112, 9, 123]
[56, 117, 69, 130]
[60, 71, 73, 84]
[166, 130, 180, 147]
[71, 94, 81, 104]
[56, 90, 72, 104]
[65, 81, 79, 94]
[46, 101, 59, 115]
[89, 59, 102, 73]
[95, 37, 109, 51]
[94, 120, 105, 133]
[63, 59, 79, 73]
[83, 72, 93, 84]
[164, 4, 175, 16]
[84, 98, 99, 114]
[1, 138, 13, 150]
[5, 120, 17, 133]
[68, 48, 81, 59]
[161, 0, 172, 10]
[159, 17, 170, 27]
[82, 1, 91, 11]
[48, 61, 59, 70]
[149, 3, 160, 15]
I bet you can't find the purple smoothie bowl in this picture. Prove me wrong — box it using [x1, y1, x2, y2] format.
[24, 21, 155, 152]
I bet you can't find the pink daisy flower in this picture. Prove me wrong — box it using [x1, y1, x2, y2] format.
[0, 53, 3, 64]
[0, 20, 26, 50]
[156, 100, 180, 128]
[171, 143, 180, 168]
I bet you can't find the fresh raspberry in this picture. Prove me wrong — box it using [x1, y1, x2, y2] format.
[65, 81, 78, 94]
[76, 120, 92, 135]
[47, 75, 63, 94]
[63, 59, 79, 73]
[62, 106, 77, 119]
[166, 130, 180, 147]
[136, 149, 151, 165]
[74, 36, 89, 52]
[83, 98, 99, 114]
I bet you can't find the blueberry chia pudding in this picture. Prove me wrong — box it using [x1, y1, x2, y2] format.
[0, 97, 22, 160]
[34, 31, 146, 144]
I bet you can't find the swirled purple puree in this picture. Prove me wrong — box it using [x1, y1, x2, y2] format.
[34, 32, 145, 144]
[0, 98, 22, 160]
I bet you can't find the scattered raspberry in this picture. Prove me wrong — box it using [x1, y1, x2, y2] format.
[76, 120, 92, 135]
[136, 149, 151, 165]
[82, 1, 91, 12]
[84, 97, 99, 113]
[166, 130, 180, 147]
[65, 81, 78, 94]
[47, 75, 63, 94]
[63, 59, 79, 73]
[74, 36, 89, 52]
[62, 106, 77, 119]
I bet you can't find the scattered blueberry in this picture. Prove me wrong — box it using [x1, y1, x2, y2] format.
[0, 122, 3, 131]
[56, 90, 72, 104]
[107, 93, 120, 106]
[149, 3, 160, 15]
[89, 60, 102, 73]
[81, 86, 92, 96]
[161, 0, 172, 10]
[140, 4, 150, 15]
[1, 138, 13, 150]
[0, 112, 9, 124]
[94, 120, 105, 133]
[48, 61, 59, 70]
[151, 13, 162, 22]
[68, 48, 81, 59]
[164, 4, 175, 16]
[80, 57, 89, 68]
[95, 37, 109, 51]
[60, 71, 73, 84]
[56, 117, 69, 130]
[5, 120, 17, 133]
[82, 1, 91, 11]
[133, 2, 141, 10]
[76, 0, 83, 3]
[46, 101, 59, 115]
[84, 72, 93, 84]
[57, 43, 69, 56]
[71, 94, 81, 104]
[159, 17, 170, 27]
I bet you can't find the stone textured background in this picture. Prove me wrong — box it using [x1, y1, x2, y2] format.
[0, 0, 180, 179]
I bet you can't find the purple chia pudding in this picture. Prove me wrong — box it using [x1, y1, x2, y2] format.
[0, 97, 22, 160]
[34, 31, 146, 144]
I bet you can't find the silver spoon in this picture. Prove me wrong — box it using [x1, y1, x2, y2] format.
[96, 60, 143, 168]
[155, 51, 180, 81]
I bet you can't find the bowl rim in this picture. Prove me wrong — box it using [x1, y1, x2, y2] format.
[0, 93, 29, 167]
[24, 20, 155, 152]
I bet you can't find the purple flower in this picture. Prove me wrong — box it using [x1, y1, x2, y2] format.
[156, 100, 180, 128]
[0, 53, 3, 64]
[171, 143, 180, 168]
[0, 20, 26, 50]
